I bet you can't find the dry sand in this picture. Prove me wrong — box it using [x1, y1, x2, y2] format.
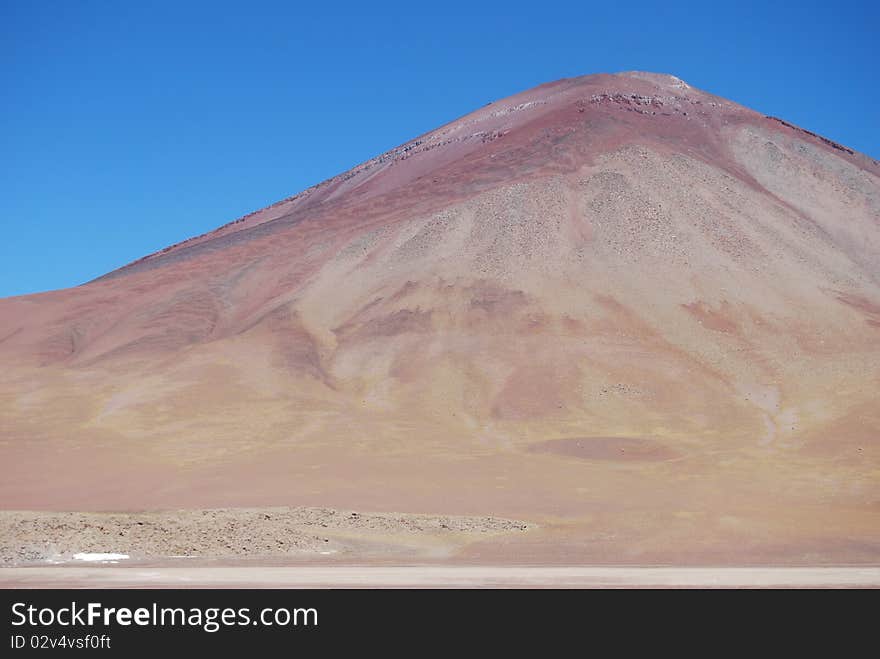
[2, 566, 878, 589]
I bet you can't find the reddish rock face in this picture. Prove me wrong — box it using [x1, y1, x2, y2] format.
[2, 72, 879, 565]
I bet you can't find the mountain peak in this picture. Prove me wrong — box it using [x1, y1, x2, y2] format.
[94, 70, 875, 281]
[617, 70, 692, 89]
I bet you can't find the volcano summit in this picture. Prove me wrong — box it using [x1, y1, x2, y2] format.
[1, 72, 878, 565]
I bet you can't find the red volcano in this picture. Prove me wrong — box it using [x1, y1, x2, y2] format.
[2, 72, 879, 564]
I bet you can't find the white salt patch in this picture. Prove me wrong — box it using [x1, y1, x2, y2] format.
[72, 553, 130, 562]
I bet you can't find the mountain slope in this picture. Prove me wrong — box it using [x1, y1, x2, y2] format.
[1, 72, 878, 564]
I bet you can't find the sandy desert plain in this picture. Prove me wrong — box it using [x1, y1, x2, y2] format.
[1, 72, 879, 587]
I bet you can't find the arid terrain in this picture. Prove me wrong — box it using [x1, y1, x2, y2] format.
[1, 71, 878, 571]
[0, 508, 529, 565]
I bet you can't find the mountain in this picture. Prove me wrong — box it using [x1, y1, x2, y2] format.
[2, 72, 878, 564]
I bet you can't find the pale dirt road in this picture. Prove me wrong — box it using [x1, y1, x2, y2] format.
[2, 566, 878, 588]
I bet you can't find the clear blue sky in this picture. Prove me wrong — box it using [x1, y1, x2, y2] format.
[2, 0, 877, 297]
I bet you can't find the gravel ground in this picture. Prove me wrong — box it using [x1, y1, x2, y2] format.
[0, 508, 531, 566]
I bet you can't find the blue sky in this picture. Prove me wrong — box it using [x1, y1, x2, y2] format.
[2, 0, 877, 297]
